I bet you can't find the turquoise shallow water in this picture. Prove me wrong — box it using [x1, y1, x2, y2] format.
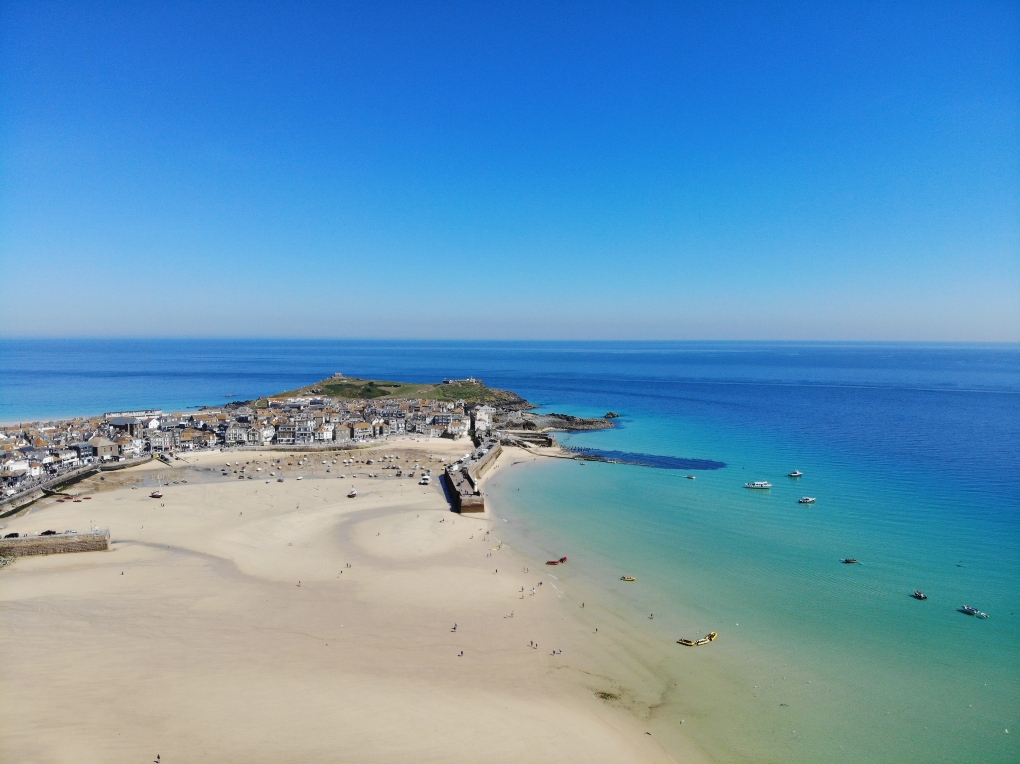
[487, 384, 1018, 762]
[3, 340, 1017, 761]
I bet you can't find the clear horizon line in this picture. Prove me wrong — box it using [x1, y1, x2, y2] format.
[1, 336, 1018, 346]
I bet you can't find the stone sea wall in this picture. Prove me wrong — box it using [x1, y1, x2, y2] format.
[446, 444, 503, 514]
[0, 529, 110, 558]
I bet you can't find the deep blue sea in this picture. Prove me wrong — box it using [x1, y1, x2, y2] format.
[2, 339, 1018, 762]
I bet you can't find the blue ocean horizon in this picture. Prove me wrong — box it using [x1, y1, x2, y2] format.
[2, 338, 1018, 762]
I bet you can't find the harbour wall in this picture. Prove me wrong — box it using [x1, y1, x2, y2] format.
[0, 529, 110, 558]
[1, 465, 98, 518]
[100, 455, 152, 471]
[446, 443, 502, 513]
[466, 443, 502, 489]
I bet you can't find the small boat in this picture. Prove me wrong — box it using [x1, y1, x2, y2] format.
[798, 497, 816, 504]
[620, 576, 636, 582]
[546, 556, 568, 566]
[348, 488, 358, 498]
[745, 481, 772, 489]
[296, 476, 303, 480]
[962, 605, 989, 618]
[912, 590, 928, 600]
[677, 631, 718, 647]
[685, 475, 696, 480]
[841, 558, 859, 564]
[419, 476, 431, 485]
[149, 491, 163, 499]
[788, 470, 803, 478]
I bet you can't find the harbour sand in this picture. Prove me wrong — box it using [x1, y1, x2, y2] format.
[0, 441, 705, 763]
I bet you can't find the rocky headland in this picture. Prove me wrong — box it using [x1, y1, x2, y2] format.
[507, 412, 615, 432]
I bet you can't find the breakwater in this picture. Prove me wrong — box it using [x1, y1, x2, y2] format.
[445, 442, 502, 513]
[563, 447, 726, 471]
[0, 528, 110, 557]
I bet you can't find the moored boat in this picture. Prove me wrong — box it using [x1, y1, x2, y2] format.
[788, 470, 803, 477]
[685, 475, 696, 480]
[798, 496, 816, 504]
[841, 558, 859, 564]
[912, 590, 928, 600]
[962, 605, 989, 618]
[745, 481, 772, 489]
[620, 576, 636, 582]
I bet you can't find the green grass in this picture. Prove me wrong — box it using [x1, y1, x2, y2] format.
[271, 377, 526, 405]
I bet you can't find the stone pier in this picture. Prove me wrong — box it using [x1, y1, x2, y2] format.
[0, 529, 111, 558]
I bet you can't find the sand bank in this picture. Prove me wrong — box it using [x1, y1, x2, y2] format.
[0, 440, 706, 763]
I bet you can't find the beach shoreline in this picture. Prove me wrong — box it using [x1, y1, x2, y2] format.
[0, 439, 707, 763]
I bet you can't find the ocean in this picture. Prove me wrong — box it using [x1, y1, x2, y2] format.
[2, 339, 1017, 762]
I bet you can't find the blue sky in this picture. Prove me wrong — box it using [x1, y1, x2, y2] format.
[1, 1, 1017, 340]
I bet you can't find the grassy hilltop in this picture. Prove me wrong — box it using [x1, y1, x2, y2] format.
[269, 376, 529, 406]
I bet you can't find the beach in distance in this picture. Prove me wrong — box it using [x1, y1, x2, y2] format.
[1, 340, 1018, 764]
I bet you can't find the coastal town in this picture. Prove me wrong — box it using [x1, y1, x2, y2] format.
[0, 374, 612, 505]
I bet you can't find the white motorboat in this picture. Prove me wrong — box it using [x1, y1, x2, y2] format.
[348, 488, 358, 498]
[798, 497, 816, 504]
[745, 481, 772, 489]
[788, 470, 803, 478]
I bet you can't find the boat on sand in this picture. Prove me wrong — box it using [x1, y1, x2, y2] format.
[677, 631, 718, 647]
[545, 556, 568, 565]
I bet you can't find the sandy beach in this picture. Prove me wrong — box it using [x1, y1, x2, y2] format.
[0, 440, 705, 763]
